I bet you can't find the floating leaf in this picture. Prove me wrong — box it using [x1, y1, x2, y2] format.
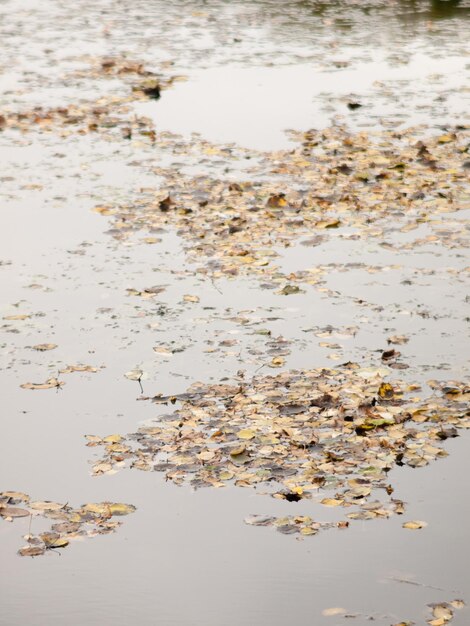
[40, 533, 69, 549]
[20, 378, 64, 390]
[183, 294, 200, 303]
[244, 515, 275, 527]
[18, 546, 45, 557]
[32, 343, 57, 351]
[322, 608, 347, 617]
[60, 364, 98, 374]
[237, 429, 255, 440]
[378, 382, 394, 399]
[3, 314, 30, 320]
[82, 502, 136, 516]
[403, 520, 428, 530]
[0, 491, 30, 502]
[321, 498, 344, 507]
[0, 507, 30, 518]
[124, 369, 144, 381]
[29, 501, 65, 512]
[229, 444, 246, 457]
[279, 284, 301, 296]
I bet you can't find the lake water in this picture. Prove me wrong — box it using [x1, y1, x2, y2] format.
[1, 1, 469, 625]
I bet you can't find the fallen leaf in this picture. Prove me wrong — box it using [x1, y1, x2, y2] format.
[29, 501, 65, 512]
[403, 520, 428, 530]
[82, 502, 136, 516]
[237, 429, 256, 440]
[321, 498, 344, 507]
[20, 378, 64, 390]
[32, 343, 57, 351]
[183, 294, 200, 303]
[0, 506, 30, 518]
[3, 314, 30, 320]
[322, 608, 347, 616]
[18, 546, 45, 557]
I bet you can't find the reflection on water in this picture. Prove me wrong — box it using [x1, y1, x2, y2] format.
[137, 53, 467, 150]
[0, 1, 469, 625]
[430, 0, 467, 17]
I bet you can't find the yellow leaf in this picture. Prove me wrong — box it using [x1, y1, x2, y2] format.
[230, 444, 246, 457]
[432, 604, 453, 621]
[266, 194, 287, 208]
[238, 429, 255, 440]
[378, 382, 394, 399]
[18, 546, 45, 557]
[82, 502, 136, 516]
[315, 219, 341, 229]
[403, 520, 427, 530]
[437, 134, 454, 143]
[321, 498, 344, 507]
[0, 491, 30, 502]
[198, 449, 216, 461]
[0, 506, 30, 518]
[40, 533, 69, 548]
[183, 294, 199, 303]
[322, 608, 346, 616]
[3, 314, 30, 320]
[219, 470, 234, 481]
[29, 501, 65, 511]
[449, 600, 465, 610]
[103, 434, 122, 444]
[20, 378, 64, 390]
[93, 205, 114, 215]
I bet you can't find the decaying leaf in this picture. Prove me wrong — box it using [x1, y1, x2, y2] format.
[403, 520, 428, 530]
[321, 498, 344, 507]
[20, 378, 64, 390]
[183, 294, 200, 303]
[0, 507, 31, 519]
[124, 369, 145, 381]
[322, 608, 347, 617]
[18, 546, 45, 557]
[3, 314, 30, 320]
[1, 491, 136, 557]
[82, 502, 136, 516]
[59, 365, 98, 374]
[29, 501, 65, 512]
[378, 382, 395, 399]
[86, 364, 468, 539]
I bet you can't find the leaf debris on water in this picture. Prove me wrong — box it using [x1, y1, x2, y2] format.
[87, 366, 469, 536]
[0, 492, 136, 557]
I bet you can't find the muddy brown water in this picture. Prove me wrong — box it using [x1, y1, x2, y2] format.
[1, 1, 469, 625]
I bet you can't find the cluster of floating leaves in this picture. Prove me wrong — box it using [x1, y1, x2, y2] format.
[0, 491, 135, 557]
[424, 600, 466, 626]
[95, 126, 470, 286]
[2, 57, 468, 293]
[87, 365, 469, 536]
[20, 364, 101, 390]
[0, 55, 177, 141]
[245, 513, 349, 537]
